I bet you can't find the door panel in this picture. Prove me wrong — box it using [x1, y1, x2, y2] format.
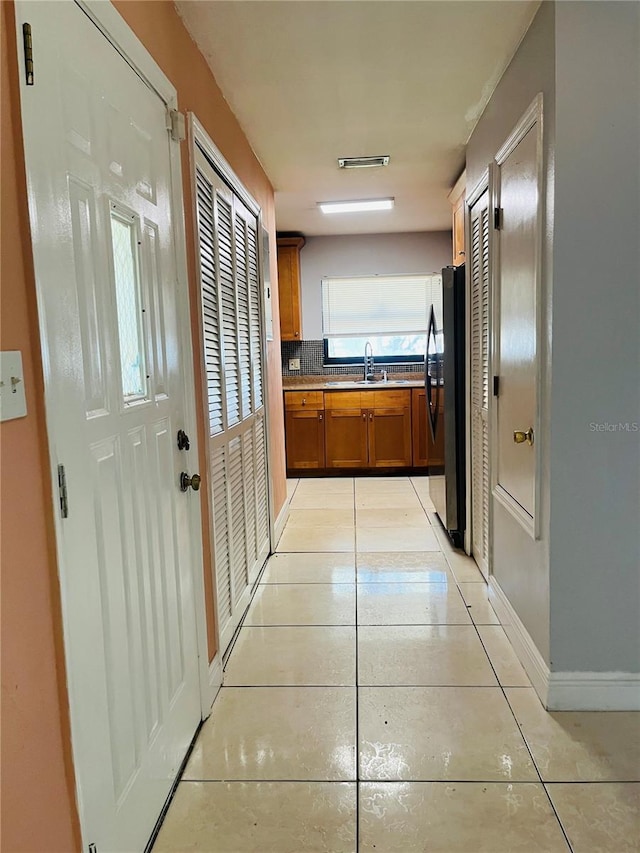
[470, 189, 491, 578]
[496, 127, 538, 519]
[194, 151, 270, 655]
[368, 407, 412, 467]
[285, 409, 325, 469]
[16, 2, 202, 850]
[325, 409, 368, 467]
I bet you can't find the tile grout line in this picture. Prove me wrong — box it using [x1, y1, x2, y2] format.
[353, 480, 360, 853]
[466, 594, 575, 853]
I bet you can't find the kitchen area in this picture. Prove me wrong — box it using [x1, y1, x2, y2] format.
[278, 230, 452, 475]
[277, 178, 467, 545]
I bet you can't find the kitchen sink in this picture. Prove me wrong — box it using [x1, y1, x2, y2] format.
[325, 379, 412, 387]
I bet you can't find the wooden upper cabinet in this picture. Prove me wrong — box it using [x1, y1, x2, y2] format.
[448, 171, 466, 266]
[276, 236, 305, 340]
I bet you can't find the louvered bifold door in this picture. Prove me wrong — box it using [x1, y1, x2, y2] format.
[195, 149, 270, 654]
[470, 190, 491, 580]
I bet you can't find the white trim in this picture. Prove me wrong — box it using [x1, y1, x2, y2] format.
[490, 577, 640, 711]
[75, 0, 174, 103]
[489, 577, 550, 705]
[491, 93, 544, 540]
[204, 656, 223, 717]
[547, 672, 640, 712]
[447, 169, 466, 205]
[273, 497, 291, 548]
[190, 115, 261, 217]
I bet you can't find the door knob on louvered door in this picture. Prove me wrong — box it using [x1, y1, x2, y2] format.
[513, 428, 534, 446]
[180, 472, 201, 492]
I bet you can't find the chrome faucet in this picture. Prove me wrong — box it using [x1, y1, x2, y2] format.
[364, 341, 375, 382]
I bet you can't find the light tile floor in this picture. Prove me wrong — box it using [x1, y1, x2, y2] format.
[154, 476, 639, 852]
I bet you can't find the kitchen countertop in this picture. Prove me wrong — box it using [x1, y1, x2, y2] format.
[282, 374, 424, 391]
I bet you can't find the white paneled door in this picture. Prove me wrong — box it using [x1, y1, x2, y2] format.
[470, 189, 491, 579]
[194, 147, 270, 655]
[16, 3, 201, 851]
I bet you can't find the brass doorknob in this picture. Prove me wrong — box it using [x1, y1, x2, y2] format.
[180, 472, 201, 492]
[513, 428, 534, 446]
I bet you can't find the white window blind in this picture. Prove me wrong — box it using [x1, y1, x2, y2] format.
[322, 274, 442, 338]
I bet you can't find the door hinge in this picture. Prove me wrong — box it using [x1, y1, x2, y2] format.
[493, 375, 500, 397]
[57, 464, 69, 519]
[88, 844, 97, 853]
[166, 109, 186, 143]
[493, 207, 503, 230]
[22, 23, 34, 86]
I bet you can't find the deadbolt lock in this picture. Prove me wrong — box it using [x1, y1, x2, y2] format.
[177, 429, 190, 451]
[180, 472, 201, 492]
[513, 428, 534, 446]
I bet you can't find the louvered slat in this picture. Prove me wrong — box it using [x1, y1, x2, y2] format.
[242, 430, 257, 566]
[247, 227, 263, 411]
[228, 437, 248, 605]
[235, 215, 252, 419]
[470, 193, 490, 576]
[211, 446, 232, 630]
[196, 169, 224, 435]
[217, 194, 240, 427]
[255, 415, 269, 549]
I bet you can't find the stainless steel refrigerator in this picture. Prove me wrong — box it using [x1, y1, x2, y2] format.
[426, 264, 466, 548]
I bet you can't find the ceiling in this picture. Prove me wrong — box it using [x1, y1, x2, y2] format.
[176, 1, 540, 236]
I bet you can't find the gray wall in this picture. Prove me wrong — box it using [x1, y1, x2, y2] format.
[299, 231, 452, 339]
[549, 1, 640, 672]
[466, 0, 556, 664]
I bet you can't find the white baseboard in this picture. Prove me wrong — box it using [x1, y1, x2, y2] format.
[489, 577, 640, 711]
[547, 671, 640, 711]
[273, 497, 290, 548]
[203, 655, 223, 719]
[488, 577, 550, 705]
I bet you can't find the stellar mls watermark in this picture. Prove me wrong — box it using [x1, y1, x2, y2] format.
[589, 422, 639, 432]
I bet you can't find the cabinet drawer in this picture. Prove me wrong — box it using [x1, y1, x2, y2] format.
[371, 389, 411, 408]
[324, 391, 362, 410]
[284, 390, 324, 410]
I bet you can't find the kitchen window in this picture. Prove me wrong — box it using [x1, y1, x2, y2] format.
[322, 273, 442, 364]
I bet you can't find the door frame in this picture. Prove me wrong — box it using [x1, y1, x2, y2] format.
[490, 93, 544, 540]
[14, 6, 212, 845]
[466, 168, 493, 576]
[187, 114, 273, 667]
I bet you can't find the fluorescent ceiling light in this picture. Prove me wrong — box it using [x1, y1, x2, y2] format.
[318, 198, 394, 214]
[338, 155, 390, 169]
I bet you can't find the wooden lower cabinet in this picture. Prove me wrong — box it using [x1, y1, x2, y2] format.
[368, 407, 412, 467]
[284, 391, 325, 470]
[324, 389, 411, 469]
[285, 409, 325, 469]
[325, 408, 368, 468]
[412, 387, 444, 467]
[285, 387, 441, 472]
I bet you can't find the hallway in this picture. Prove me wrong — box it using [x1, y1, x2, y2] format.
[153, 477, 639, 852]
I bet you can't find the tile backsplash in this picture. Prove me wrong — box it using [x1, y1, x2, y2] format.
[281, 340, 425, 377]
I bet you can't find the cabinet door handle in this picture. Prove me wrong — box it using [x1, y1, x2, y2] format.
[369, 412, 373, 421]
[302, 398, 306, 405]
[294, 331, 299, 337]
[362, 413, 366, 421]
[318, 413, 323, 421]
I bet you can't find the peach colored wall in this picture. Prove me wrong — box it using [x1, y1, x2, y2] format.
[1, 0, 286, 848]
[112, 3, 288, 657]
[0, 2, 82, 851]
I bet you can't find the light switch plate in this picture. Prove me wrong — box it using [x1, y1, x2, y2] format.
[288, 357, 301, 371]
[0, 351, 27, 422]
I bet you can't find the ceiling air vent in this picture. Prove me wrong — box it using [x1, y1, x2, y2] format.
[338, 155, 390, 169]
